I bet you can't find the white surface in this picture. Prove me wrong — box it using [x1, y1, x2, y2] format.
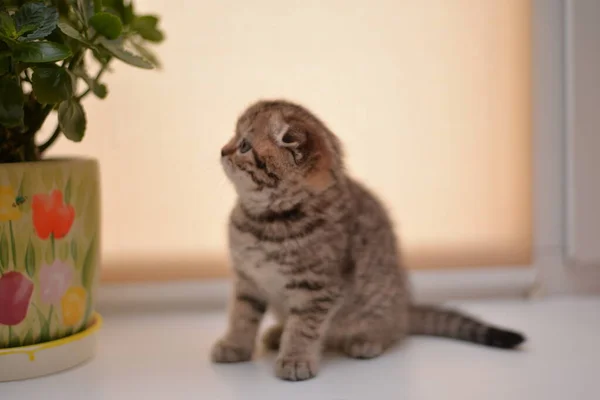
[565, 0, 600, 267]
[2, 296, 599, 399]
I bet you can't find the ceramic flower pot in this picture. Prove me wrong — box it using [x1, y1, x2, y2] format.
[0, 158, 100, 349]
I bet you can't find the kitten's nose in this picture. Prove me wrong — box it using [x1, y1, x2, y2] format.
[221, 146, 235, 157]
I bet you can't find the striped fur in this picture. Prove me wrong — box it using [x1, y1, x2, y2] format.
[212, 99, 526, 381]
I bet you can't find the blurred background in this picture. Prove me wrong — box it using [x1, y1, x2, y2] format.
[45, 0, 533, 282]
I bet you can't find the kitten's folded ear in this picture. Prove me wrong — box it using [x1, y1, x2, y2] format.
[269, 112, 308, 162]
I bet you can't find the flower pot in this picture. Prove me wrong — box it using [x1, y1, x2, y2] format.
[0, 313, 103, 382]
[0, 158, 101, 356]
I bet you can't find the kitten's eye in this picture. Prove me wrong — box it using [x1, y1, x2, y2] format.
[239, 139, 251, 154]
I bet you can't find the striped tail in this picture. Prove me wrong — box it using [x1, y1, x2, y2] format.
[409, 305, 526, 349]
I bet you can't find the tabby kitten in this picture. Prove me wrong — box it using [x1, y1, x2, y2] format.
[213, 99, 526, 381]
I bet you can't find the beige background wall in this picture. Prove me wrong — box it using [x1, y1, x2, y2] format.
[45, 0, 532, 277]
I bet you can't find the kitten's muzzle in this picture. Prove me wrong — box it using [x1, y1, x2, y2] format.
[221, 146, 236, 158]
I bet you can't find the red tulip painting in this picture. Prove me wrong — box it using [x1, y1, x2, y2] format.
[31, 190, 75, 241]
[0, 272, 34, 326]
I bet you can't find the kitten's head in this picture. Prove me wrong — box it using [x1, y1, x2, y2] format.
[221, 100, 342, 195]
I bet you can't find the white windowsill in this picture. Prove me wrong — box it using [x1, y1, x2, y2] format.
[3, 295, 599, 399]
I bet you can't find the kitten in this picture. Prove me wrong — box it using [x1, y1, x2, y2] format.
[213, 99, 526, 381]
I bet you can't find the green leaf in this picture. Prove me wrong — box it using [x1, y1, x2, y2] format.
[0, 52, 10, 76]
[70, 240, 78, 263]
[0, 231, 8, 272]
[12, 41, 72, 63]
[103, 0, 133, 24]
[0, 76, 24, 127]
[25, 239, 36, 278]
[123, 3, 134, 25]
[99, 38, 153, 69]
[13, 2, 59, 41]
[131, 15, 164, 43]
[21, 328, 34, 346]
[16, 24, 37, 37]
[57, 20, 87, 43]
[58, 99, 86, 142]
[76, 0, 92, 23]
[102, 0, 125, 11]
[131, 41, 160, 69]
[89, 12, 122, 40]
[32, 66, 74, 104]
[94, 0, 103, 13]
[81, 237, 96, 289]
[0, 12, 16, 38]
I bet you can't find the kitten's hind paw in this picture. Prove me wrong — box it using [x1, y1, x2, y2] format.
[342, 337, 384, 359]
[211, 339, 253, 363]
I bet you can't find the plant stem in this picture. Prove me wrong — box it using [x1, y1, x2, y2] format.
[51, 233, 55, 260]
[8, 326, 12, 347]
[96, 60, 110, 80]
[68, 50, 85, 71]
[76, 88, 91, 100]
[8, 221, 17, 271]
[77, 60, 110, 100]
[38, 125, 62, 154]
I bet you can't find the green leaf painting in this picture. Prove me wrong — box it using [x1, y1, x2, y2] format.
[70, 239, 78, 263]
[25, 239, 35, 278]
[81, 237, 96, 289]
[21, 328, 34, 346]
[0, 230, 8, 272]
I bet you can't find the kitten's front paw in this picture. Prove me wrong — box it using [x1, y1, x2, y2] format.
[211, 339, 252, 363]
[275, 355, 319, 381]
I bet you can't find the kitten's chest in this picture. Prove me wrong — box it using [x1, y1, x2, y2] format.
[232, 243, 290, 304]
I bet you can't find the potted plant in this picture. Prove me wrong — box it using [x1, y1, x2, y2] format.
[0, 0, 163, 381]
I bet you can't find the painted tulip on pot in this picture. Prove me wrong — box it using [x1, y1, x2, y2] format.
[0, 0, 164, 359]
[0, 272, 34, 326]
[32, 190, 76, 242]
[38, 260, 74, 306]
